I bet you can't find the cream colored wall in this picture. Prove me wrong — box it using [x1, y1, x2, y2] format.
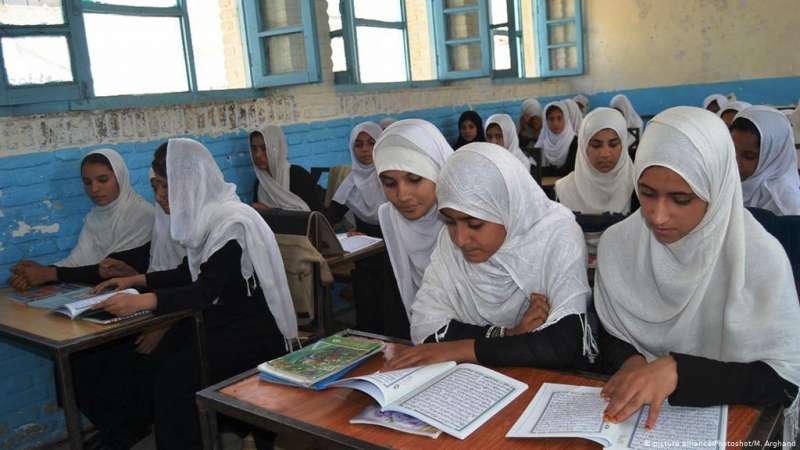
[1, 0, 798, 157]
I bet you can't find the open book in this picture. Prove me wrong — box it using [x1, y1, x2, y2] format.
[507, 383, 727, 450]
[336, 233, 383, 254]
[332, 361, 527, 440]
[350, 405, 442, 439]
[258, 335, 384, 389]
[51, 288, 148, 324]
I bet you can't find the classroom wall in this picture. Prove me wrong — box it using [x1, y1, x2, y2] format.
[0, 0, 798, 448]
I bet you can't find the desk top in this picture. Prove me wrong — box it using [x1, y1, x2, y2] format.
[326, 241, 386, 267]
[0, 289, 190, 351]
[201, 353, 765, 450]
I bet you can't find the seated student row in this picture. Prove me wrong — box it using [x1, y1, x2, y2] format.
[7, 102, 800, 447]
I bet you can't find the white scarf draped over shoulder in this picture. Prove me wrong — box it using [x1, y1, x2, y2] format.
[719, 100, 752, 117]
[563, 99, 584, 133]
[703, 93, 728, 111]
[555, 107, 634, 214]
[167, 138, 298, 344]
[373, 119, 454, 319]
[56, 148, 153, 267]
[332, 121, 386, 224]
[736, 106, 800, 215]
[535, 101, 576, 168]
[594, 106, 800, 438]
[610, 94, 643, 147]
[485, 113, 532, 170]
[147, 168, 186, 272]
[410, 143, 591, 347]
[249, 126, 309, 211]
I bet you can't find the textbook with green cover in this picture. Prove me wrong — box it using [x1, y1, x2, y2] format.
[258, 335, 384, 389]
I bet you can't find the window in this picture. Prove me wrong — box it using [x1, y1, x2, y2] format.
[429, 0, 584, 80]
[0, 0, 320, 111]
[326, 0, 412, 84]
[241, 0, 321, 87]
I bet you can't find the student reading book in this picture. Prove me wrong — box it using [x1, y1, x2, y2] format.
[258, 335, 384, 389]
[332, 361, 527, 440]
[507, 383, 727, 450]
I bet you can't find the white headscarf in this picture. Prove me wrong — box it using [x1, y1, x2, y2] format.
[332, 122, 386, 225]
[56, 149, 153, 267]
[595, 107, 800, 437]
[535, 102, 576, 167]
[522, 98, 542, 118]
[167, 138, 298, 344]
[249, 127, 310, 212]
[374, 119, 454, 318]
[379, 117, 396, 129]
[790, 103, 800, 170]
[485, 113, 532, 171]
[410, 143, 591, 348]
[555, 108, 634, 214]
[703, 94, 728, 111]
[574, 94, 590, 112]
[563, 98, 584, 133]
[610, 94, 643, 148]
[147, 168, 186, 273]
[719, 101, 752, 118]
[735, 106, 800, 215]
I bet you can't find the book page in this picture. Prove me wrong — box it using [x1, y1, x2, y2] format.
[626, 403, 727, 450]
[57, 288, 139, 319]
[389, 363, 527, 440]
[507, 383, 613, 446]
[335, 362, 454, 407]
[336, 234, 383, 253]
[350, 405, 441, 439]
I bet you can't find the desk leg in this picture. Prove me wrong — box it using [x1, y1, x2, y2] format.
[197, 400, 219, 450]
[192, 311, 209, 388]
[55, 350, 83, 450]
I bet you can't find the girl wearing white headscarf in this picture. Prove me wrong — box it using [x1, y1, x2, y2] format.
[563, 98, 584, 133]
[574, 94, 590, 114]
[555, 108, 634, 215]
[330, 121, 386, 233]
[732, 106, 800, 215]
[90, 138, 297, 449]
[610, 94, 643, 154]
[703, 93, 727, 113]
[8, 149, 154, 290]
[374, 119, 454, 324]
[519, 98, 543, 150]
[718, 100, 752, 127]
[147, 168, 186, 272]
[485, 113, 532, 171]
[596, 106, 800, 435]
[535, 101, 578, 173]
[249, 126, 310, 212]
[387, 143, 594, 370]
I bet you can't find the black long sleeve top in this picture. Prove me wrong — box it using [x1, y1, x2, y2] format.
[599, 326, 798, 408]
[423, 314, 587, 369]
[55, 242, 151, 285]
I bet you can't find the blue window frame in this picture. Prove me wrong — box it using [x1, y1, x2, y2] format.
[0, 1, 91, 106]
[431, 0, 491, 80]
[327, 0, 410, 85]
[241, 0, 321, 87]
[534, 0, 584, 77]
[430, 0, 584, 80]
[0, 0, 321, 115]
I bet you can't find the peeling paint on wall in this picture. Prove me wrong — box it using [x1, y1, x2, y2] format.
[11, 222, 60, 238]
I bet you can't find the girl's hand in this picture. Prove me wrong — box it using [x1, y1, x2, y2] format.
[601, 355, 678, 429]
[91, 292, 157, 317]
[508, 294, 550, 336]
[98, 258, 138, 279]
[252, 202, 271, 211]
[384, 340, 476, 370]
[10, 261, 57, 290]
[92, 274, 146, 294]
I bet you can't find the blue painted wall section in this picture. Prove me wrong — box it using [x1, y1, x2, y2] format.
[0, 76, 797, 449]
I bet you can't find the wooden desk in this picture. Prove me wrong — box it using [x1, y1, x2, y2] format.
[326, 241, 386, 268]
[0, 290, 208, 450]
[196, 334, 777, 450]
